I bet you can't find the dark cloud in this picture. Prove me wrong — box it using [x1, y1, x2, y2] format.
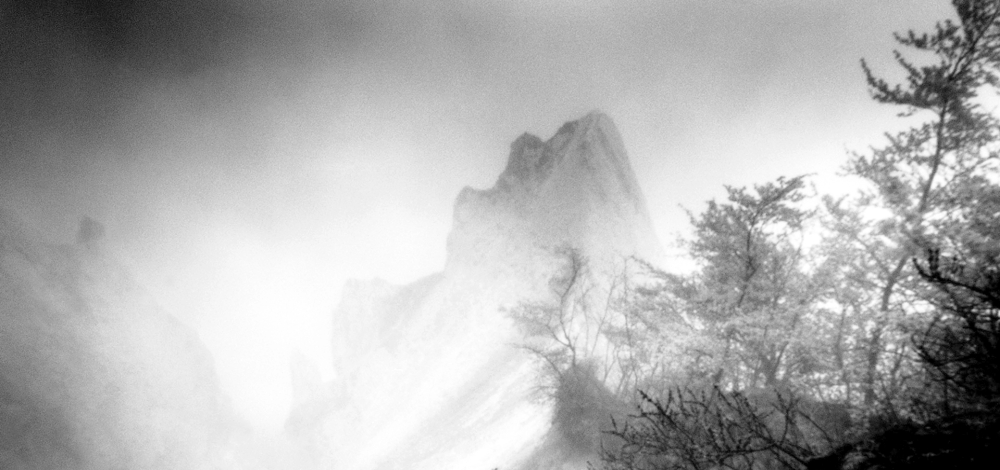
[0, 0, 372, 240]
[0, 0, 366, 160]
[2, 0, 251, 133]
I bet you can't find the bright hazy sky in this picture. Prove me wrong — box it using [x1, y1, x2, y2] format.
[1, 0, 955, 427]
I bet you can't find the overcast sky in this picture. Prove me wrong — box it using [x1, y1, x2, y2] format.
[1, 0, 955, 428]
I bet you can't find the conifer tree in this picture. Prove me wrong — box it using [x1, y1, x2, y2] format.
[826, 0, 1000, 407]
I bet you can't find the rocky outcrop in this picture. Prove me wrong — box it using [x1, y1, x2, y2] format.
[448, 110, 662, 277]
[0, 210, 238, 470]
[303, 111, 664, 469]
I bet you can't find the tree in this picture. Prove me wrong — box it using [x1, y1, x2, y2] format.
[822, 0, 1000, 408]
[598, 3, 1000, 469]
[594, 177, 855, 470]
[508, 246, 631, 453]
[912, 183, 1000, 413]
[600, 386, 850, 470]
[809, 211, 1000, 470]
[602, 261, 700, 397]
[668, 176, 824, 390]
[509, 245, 670, 394]
[509, 246, 596, 386]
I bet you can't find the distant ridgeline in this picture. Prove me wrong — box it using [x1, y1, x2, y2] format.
[288, 111, 665, 470]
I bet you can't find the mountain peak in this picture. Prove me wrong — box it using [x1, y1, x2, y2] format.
[320, 111, 666, 470]
[497, 110, 631, 194]
[447, 111, 663, 274]
[554, 109, 613, 138]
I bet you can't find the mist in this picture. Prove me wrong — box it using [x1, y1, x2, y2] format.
[1, 0, 959, 467]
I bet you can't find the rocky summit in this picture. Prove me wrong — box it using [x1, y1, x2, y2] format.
[448, 110, 663, 277]
[297, 111, 665, 470]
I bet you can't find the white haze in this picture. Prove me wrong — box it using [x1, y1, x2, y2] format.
[1, 0, 953, 434]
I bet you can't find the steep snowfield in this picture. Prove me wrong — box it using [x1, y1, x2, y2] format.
[0, 209, 241, 469]
[300, 111, 665, 469]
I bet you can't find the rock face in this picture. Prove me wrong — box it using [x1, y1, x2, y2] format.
[448, 111, 662, 278]
[0, 210, 238, 470]
[309, 111, 664, 469]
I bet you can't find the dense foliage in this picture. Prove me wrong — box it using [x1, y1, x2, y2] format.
[510, 1, 1000, 468]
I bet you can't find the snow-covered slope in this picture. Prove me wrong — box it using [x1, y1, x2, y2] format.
[0, 209, 240, 469]
[303, 111, 664, 469]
